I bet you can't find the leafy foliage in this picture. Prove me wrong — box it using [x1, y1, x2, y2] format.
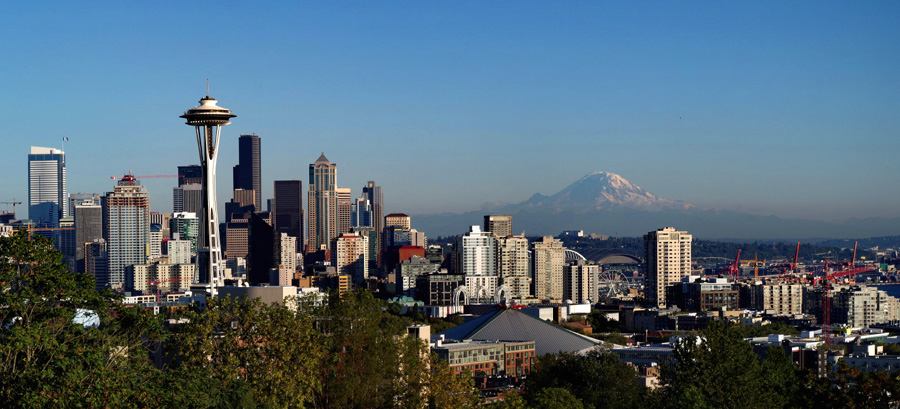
[526, 350, 646, 409]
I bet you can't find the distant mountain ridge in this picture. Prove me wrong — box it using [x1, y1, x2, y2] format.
[412, 171, 900, 240]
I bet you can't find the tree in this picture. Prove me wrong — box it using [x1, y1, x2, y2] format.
[166, 295, 324, 408]
[526, 349, 645, 409]
[529, 387, 584, 409]
[654, 320, 800, 409]
[0, 229, 164, 407]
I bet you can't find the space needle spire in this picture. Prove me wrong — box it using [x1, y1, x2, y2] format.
[180, 87, 235, 295]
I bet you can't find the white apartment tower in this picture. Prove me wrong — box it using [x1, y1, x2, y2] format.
[644, 227, 692, 308]
[456, 226, 498, 302]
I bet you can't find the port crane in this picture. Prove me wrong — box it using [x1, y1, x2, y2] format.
[812, 242, 874, 347]
[718, 249, 742, 280]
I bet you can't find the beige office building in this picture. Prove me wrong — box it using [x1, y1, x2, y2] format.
[484, 215, 512, 238]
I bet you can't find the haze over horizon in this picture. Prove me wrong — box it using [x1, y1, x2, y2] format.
[2, 2, 898, 225]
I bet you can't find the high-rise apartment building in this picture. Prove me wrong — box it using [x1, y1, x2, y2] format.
[308, 153, 337, 251]
[233, 134, 261, 211]
[563, 260, 598, 304]
[497, 234, 531, 299]
[332, 233, 369, 284]
[102, 175, 150, 290]
[644, 227, 692, 308]
[28, 146, 67, 226]
[532, 236, 566, 301]
[484, 215, 512, 238]
[456, 226, 498, 303]
[276, 233, 298, 272]
[273, 180, 303, 250]
[74, 200, 103, 274]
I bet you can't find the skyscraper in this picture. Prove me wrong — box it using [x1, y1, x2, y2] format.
[102, 174, 150, 290]
[273, 180, 303, 250]
[483, 215, 512, 238]
[308, 153, 337, 251]
[233, 134, 261, 211]
[177, 165, 203, 186]
[336, 187, 352, 237]
[362, 181, 383, 253]
[332, 233, 369, 285]
[532, 236, 566, 302]
[497, 234, 531, 299]
[456, 225, 498, 303]
[563, 260, 598, 304]
[75, 200, 103, 274]
[28, 146, 67, 226]
[351, 194, 372, 228]
[644, 227, 692, 308]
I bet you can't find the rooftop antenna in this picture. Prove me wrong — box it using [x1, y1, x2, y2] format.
[206, 78, 209, 97]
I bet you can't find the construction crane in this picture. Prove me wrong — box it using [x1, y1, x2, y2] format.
[148, 278, 182, 305]
[0, 199, 22, 216]
[740, 253, 766, 280]
[25, 224, 74, 240]
[111, 171, 181, 185]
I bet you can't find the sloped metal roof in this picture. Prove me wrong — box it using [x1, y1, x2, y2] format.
[438, 308, 600, 355]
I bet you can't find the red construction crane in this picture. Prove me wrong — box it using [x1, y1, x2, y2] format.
[148, 278, 182, 305]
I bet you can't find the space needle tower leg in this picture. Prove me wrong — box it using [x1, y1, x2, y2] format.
[181, 92, 236, 297]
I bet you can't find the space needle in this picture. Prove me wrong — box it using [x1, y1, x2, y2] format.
[180, 86, 235, 295]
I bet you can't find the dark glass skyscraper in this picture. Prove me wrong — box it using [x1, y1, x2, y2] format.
[233, 134, 261, 211]
[177, 165, 202, 186]
[274, 180, 303, 250]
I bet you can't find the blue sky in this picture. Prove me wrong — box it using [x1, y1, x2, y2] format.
[1, 2, 898, 222]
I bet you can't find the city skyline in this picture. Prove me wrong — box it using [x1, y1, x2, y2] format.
[1, 2, 899, 223]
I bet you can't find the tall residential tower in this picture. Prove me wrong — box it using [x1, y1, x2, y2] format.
[644, 227, 692, 308]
